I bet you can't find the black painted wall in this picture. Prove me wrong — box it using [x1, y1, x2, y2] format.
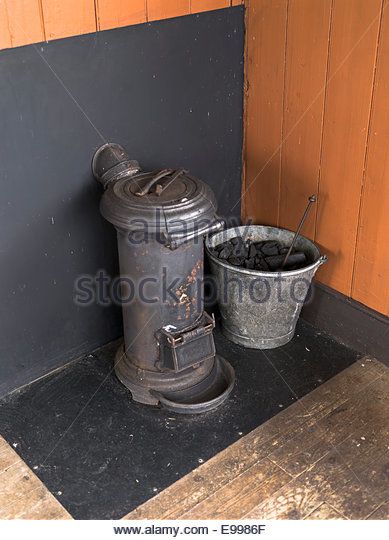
[0, 7, 244, 397]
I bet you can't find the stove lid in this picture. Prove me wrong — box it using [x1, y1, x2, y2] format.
[100, 167, 218, 236]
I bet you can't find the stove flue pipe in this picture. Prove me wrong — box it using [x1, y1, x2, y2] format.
[92, 143, 141, 189]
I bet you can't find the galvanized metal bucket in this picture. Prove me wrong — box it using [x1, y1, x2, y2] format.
[205, 225, 327, 349]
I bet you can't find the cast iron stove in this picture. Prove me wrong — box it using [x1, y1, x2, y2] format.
[92, 143, 235, 413]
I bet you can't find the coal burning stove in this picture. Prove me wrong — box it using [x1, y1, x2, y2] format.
[92, 143, 235, 413]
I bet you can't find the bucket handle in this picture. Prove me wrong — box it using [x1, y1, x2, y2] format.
[318, 255, 328, 266]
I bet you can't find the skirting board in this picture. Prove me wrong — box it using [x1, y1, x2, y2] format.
[302, 282, 389, 366]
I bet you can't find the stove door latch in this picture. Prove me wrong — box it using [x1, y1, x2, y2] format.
[157, 312, 216, 372]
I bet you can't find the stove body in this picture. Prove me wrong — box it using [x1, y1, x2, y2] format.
[92, 143, 234, 413]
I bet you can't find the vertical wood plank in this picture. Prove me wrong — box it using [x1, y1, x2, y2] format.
[278, 0, 331, 238]
[41, 0, 97, 41]
[96, 0, 147, 30]
[147, 0, 190, 21]
[96, 0, 146, 30]
[352, 0, 389, 315]
[242, 0, 288, 226]
[0, 1, 44, 48]
[231, 1, 244, 5]
[315, 0, 381, 295]
[190, 0, 229, 14]
[0, 2, 12, 50]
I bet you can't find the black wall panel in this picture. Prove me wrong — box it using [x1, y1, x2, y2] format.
[0, 7, 244, 396]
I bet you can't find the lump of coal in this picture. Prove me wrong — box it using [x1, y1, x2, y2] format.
[228, 255, 244, 266]
[233, 244, 248, 258]
[264, 255, 285, 271]
[218, 245, 233, 259]
[244, 258, 256, 269]
[248, 243, 258, 259]
[279, 246, 292, 255]
[265, 252, 307, 271]
[260, 241, 280, 257]
[283, 252, 307, 269]
[255, 259, 269, 271]
[227, 237, 248, 258]
[254, 241, 266, 249]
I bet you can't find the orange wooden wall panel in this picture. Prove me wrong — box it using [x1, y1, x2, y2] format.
[243, 0, 287, 226]
[243, 0, 389, 314]
[278, 0, 331, 239]
[0, 2, 12, 50]
[97, 0, 146, 30]
[315, 0, 381, 295]
[0, 0, 235, 50]
[41, 0, 97, 41]
[191, 0, 230, 14]
[352, 2, 389, 316]
[0, 0, 44, 48]
[147, 0, 190, 21]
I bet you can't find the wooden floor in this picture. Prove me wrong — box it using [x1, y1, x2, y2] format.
[125, 357, 389, 520]
[1, 357, 388, 520]
[0, 438, 71, 519]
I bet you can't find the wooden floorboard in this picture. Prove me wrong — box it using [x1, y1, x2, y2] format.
[0, 437, 71, 520]
[305, 502, 347, 520]
[124, 358, 389, 520]
[367, 500, 389, 520]
[180, 458, 291, 520]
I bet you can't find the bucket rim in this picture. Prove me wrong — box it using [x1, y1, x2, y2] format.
[205, 225, 326, 277]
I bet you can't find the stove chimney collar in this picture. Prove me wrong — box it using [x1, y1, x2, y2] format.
[92, 142, 140, 189]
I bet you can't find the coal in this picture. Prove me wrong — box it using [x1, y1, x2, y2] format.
[248, 243, 258, 259]
[211, 237, 308, 272]
[283, 252, 307, 269]
[255, 258, 270, 271]
[264, 255, 285, 271]
[265, 252, 307, 271]
[254, 241, 267, 250]
[218, 245, 233, 259]
[279, 246, 290, 255]
[260, 241, 280, 257]
[244, 258, 256, 270]
[228, 255, 244, 266]
[233, 243, 249, 258]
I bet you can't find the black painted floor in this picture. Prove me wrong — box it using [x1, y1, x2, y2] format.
[0, 320, 359, 519]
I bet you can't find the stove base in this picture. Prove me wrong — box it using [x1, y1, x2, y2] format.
[114, 345, 235, 413]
